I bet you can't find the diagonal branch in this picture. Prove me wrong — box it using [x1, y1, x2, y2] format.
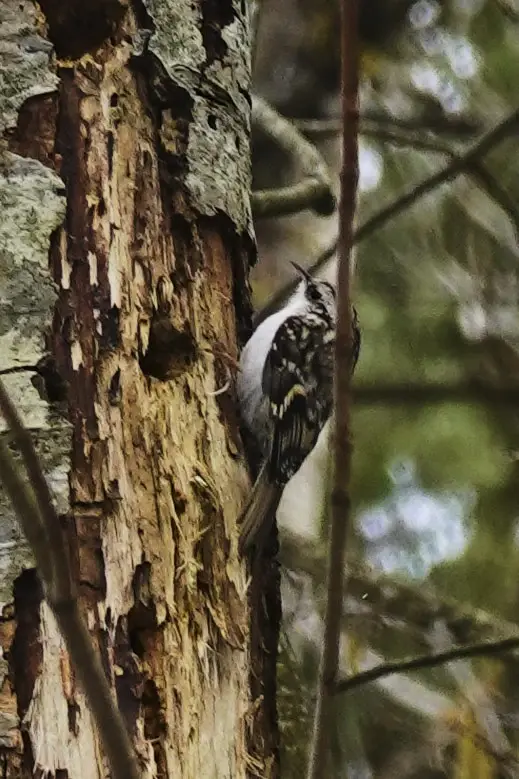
[0, 431, 52, 586]
[298, 116, 519, 234]
[0, 381, 72, 600]
[251, 96, 336, 218]
[0, 379, 141, 779]
[281, 529, 518, 645]
[257, 107, 519, 324]
[334, 636, 519, 695]
[312, 106, 519, 270]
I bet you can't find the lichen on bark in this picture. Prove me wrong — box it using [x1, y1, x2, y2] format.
[139, 0, 253, 234]
[0, 91, 67, 608]
[0, 1, 58, 135]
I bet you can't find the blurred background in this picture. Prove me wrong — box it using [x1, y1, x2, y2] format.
[249, 0, 519, 776]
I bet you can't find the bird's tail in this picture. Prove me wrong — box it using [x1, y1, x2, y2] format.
[238, 461, 284, 554]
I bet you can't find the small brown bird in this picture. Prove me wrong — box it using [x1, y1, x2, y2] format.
[236, 263, 360, 552]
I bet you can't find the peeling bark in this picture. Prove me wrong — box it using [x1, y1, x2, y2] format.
[0, 0, 279, 776]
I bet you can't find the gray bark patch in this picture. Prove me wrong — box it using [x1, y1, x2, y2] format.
[0, 0, 58, 135]
[141, 0, 253, 235]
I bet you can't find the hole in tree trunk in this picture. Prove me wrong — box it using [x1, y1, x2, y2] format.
[139, 318, 198, 380]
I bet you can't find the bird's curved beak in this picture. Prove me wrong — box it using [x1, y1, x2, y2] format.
[291, 261, 312, 282]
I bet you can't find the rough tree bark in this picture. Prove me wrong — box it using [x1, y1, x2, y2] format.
[0, 0, 279, 777]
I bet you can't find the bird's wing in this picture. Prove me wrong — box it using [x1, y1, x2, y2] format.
[262, 315, 325, 483]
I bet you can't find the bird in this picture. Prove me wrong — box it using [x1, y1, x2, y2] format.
[236, 261, 360, 553]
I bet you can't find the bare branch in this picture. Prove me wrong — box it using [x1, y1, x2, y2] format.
[296, 116, 519, 234]
[334, 636, 519, 695]
[0, 381, 72, 601]
[306, 0, 359, 775]
[0, 432, 52, 586]
[295, 112, 483, 138]
[0, 379, 141, 779]
[361, 125, 454, 154]
[251, 96, 336, 218]
[297, 116, 457, 154]
[257, 107, 519, 324]
[352, 381, 519, 405]
[315, 106, 519, 269]
[52, 605, 142, 779]
[281, 530, 517, 645]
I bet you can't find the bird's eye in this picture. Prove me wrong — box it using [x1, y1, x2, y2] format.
[306, 283, 321, 302]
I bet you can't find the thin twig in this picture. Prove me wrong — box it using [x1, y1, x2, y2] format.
[296, 116, 519, 234]
[295, 113, 483, 138]
[281, 529, 517, 645]
[352, 381, 519, 405]
[257, 107, 519, 324]
[297, 117, 519, 234]
[311, 106, 519, 271]
[0, 381, 72, 601]
[0, 379, 141, 779]
[306, 0, 359, 775]
[0, 437, 52, 585]
[251, 96, 336, 218]
[334, 636, 519, 694]
[361, 125, 454, 154]
[297, 116, 457, 154]
[363, 112, 482, 136]
[52, 604, 141, 777]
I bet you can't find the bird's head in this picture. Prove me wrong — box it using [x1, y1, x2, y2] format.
[291, 261, 336, 322]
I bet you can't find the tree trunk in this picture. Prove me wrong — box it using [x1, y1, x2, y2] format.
[0, 1, 279, 776]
